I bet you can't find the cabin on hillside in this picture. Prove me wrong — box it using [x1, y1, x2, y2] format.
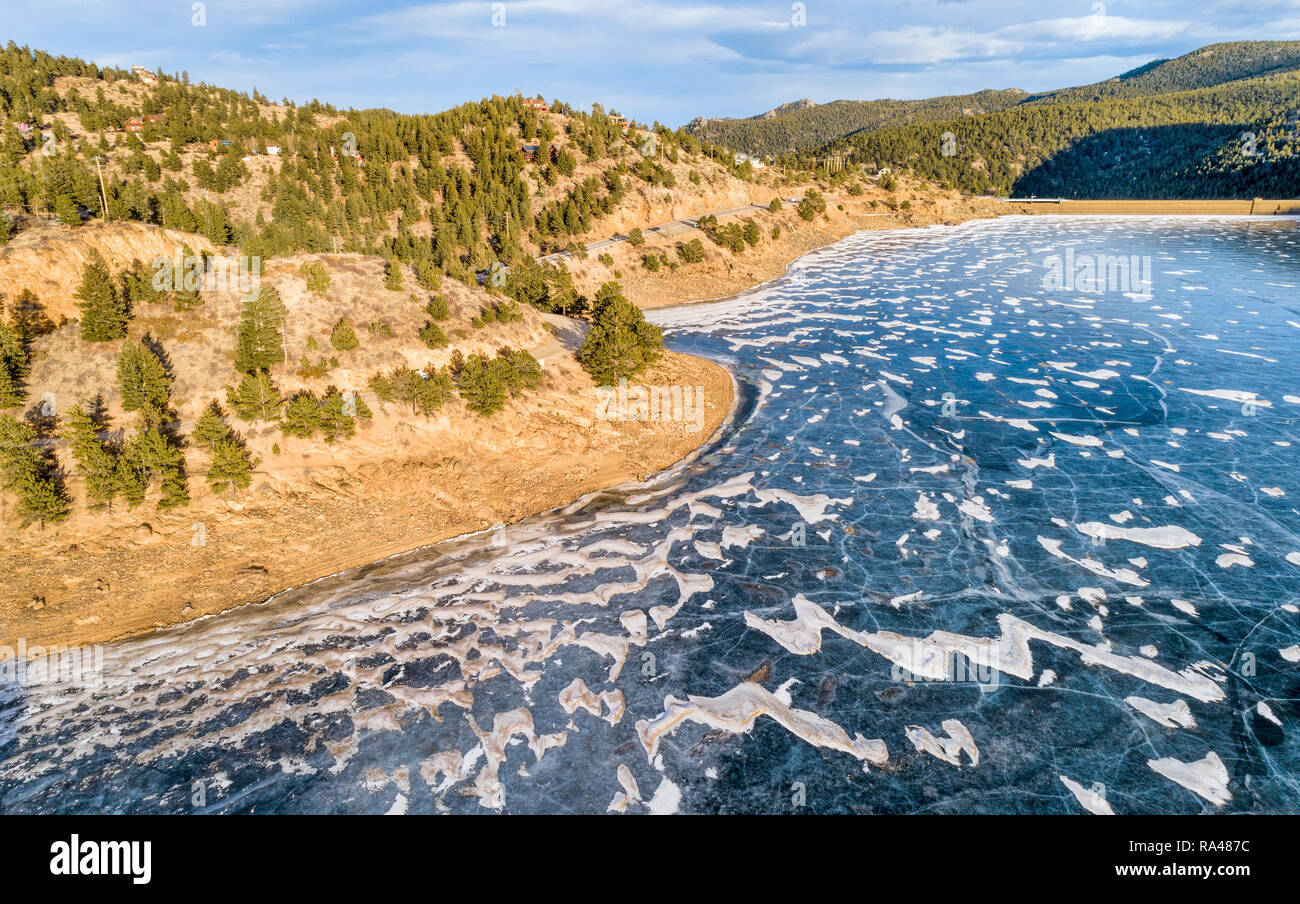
[523, 97, 549, 113]
[123, 117, 144, 134]
[132, 66, 158, 86]
[521, 144, 540, 162]
[608, 112, 627, 127]
[208, 138, 233, 151]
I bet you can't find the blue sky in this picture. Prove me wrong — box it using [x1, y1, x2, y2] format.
[3, 1, 1298, 125]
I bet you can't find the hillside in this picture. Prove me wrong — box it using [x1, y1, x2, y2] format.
[684, 89, 1028, 157]
[815, 67, 1300, 198]
[685, 41, 1300, 199]
[0, 43, 793, 290]
[1030, 41, 1300, 103]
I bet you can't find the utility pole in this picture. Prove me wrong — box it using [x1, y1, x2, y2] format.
[92, 156, 110, 222]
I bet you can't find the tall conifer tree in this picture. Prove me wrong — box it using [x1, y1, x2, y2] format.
[76, 249, 129, 341]
[234, 285, 287, 373]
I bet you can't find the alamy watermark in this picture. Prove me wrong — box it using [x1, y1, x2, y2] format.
[1041, 248, 1152, 297]
[152, 252, 262, 300]
[889, 648, 1001, 691]
[0, 639, 104, 686]
[595, 379, 707, 431]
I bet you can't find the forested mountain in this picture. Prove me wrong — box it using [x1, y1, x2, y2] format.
[685, 89, 1028, 157]
[1030, 41, 1300, 104]
[808, 66, 1300, 198]
[687, 41, 1300, 198]
[0, 42, 752, 283]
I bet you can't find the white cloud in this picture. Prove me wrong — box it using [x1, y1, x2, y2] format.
[794, 25, 1022, 65]
[208, 49, 258, 66]
[336, 0, 785, 43]
[1001, 14, 1193, 44]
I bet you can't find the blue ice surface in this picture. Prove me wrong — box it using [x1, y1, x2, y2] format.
[2, 215, 1298, 814]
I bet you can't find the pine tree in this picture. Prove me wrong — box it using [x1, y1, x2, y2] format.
[329, 317, 359, 351]
[503, 259, 551, 310]
[120, 258, 168, 307]
[456, 353, 509, 416]
[677, 239, 705, 263]
[161, 190, 199, 233]
[409, 368, 455, 415]
[227, 371, 283, 422]
[0, 127, 24, 170]
[121, 426, 189, 509]
[0, 413, 38, 487]
[194, 199, 234, 245]
[316, 387, 356, 443]
[0, 363, 21, 410]
[16, 467, 70, 526]
[206, 436, 255, 492]
[549, 263, 585, 316]
[76, 249, 129, 341]
[0, 413, 69, 527]
[281, 391, 321, 438]
[55, 193, 82, 226]
[0, 321, 27, 409]
[418, 320, 448, 349]
[425, 294, 450, 320]
[65, 402, 121, 508]
[493, 347, 542, 395]
[369, 372, 395, 402]
[115, 452, 148, 507]
[383, 257, 404, 291]
[155, 445, 190, 508]
[171, 244, 204, 311]
[577, 282, 664, 385]
[234, 284, 287, 373]
[797, 190, 825, 221]
[298, 261, 331, 294]
[414, 261, 441, 290]
[117, 339, 173, 421]
[192, 401, 230, 452]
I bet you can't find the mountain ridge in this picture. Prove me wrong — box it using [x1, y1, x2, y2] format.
[683, 41, 1300, 161]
